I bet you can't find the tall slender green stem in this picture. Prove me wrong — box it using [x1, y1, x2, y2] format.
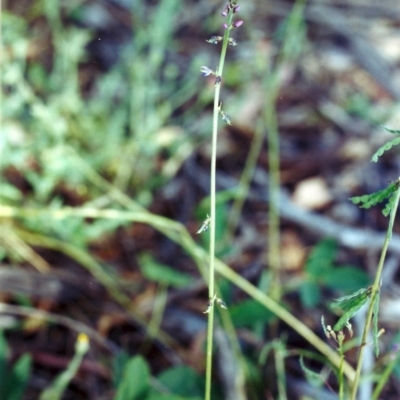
[204, 11, 235, 400]
[350, 183, 400, 400]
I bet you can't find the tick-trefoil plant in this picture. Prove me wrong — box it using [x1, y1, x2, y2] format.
[198, 2, 243, 399]
[322, 127, 400, 399]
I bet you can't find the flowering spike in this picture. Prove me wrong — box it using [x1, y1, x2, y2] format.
[228, 38, 237, 46]
[204, 293, 217, 314]
[200, 66, 214, 77]
[206, 36, 223, 45]
[197, 214, 211, 234]
[217, 298, 227, 309]
[345, 321, 353, 338]
[220, 109, 232, 125]
[222, 3, 230, 16]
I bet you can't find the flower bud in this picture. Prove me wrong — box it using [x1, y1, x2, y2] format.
[228, 38, 237, 46]
[200, 66, 214, 77]
[206, 36, 223, 45]
[232, 20, 243, 28]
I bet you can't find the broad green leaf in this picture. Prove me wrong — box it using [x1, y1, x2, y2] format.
[113, 356, 150, 400]
[0, 331, 10, 400]
[323, 266, 370, 293]
[157, 365, 203, 398]
[139, 254, 192, 288]
[391, 332, 400, 380]
[147, 392, 200, 400]
[112, 351, 130, 389]
[299, 281, 321, 308]
[299, 356, 324, 388]
[331, 286, 372, 331]
[7, 354, 32, 400]
[0, 332, 31, 400]
[305, 238, 337, 277]
[229, 299, 275, 328]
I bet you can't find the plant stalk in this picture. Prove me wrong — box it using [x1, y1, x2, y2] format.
[350, 183, 400, 400]
[204, 11, 234, 400]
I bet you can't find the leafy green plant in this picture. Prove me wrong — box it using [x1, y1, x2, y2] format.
[299, 238, 370, 308]
[5, 1, 400, 399]
[371, 128, 400, 162]
[113, 355, 204, 400]
[39, 333, 90, 400]
[318, 129, 400, 399]
[0, 331, 32, 400]
[1, 0, 200, 254]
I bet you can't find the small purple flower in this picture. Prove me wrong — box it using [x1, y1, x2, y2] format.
[221, 10, 228, 17]
[200, 66, 214, 77]
[233, 5, 240, 13]
[222, 23, 229, 29]
[232, 20, 243, 28]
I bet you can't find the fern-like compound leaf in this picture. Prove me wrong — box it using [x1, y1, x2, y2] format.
[350, 183, 397, 209]
[372, 136, 400, 163]
[384, 127, 400, 135]
[331, 286, 372, 331]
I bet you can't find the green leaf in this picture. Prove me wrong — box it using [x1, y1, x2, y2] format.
[383, 192, 398, 217]
[299, 356, 324, 388]
[391, 332, 400, 379]
[299, 281, 321, 308]
[7, 354, 32, 400]
[113, 356, 150, 400]
[0, 331, 31, 400]
[305, 239, 337, 277]
[0, 331, 10, 400]
[0, 183, 23, 204]
[350, 183, 397, 210]
[139, 254, 192, 288]
[331, 286, 372, 331]
[229, 299, 275, 328]
[147, 392, 200, 400]
[156, 365, 203, 398]
[371, 136, 400, 162]
[112, 351, 130, 389]
[384, 127, 400, 135]
[323, 266, 370, 293]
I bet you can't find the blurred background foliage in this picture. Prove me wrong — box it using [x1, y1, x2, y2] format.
[1, 0, 400, 399]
